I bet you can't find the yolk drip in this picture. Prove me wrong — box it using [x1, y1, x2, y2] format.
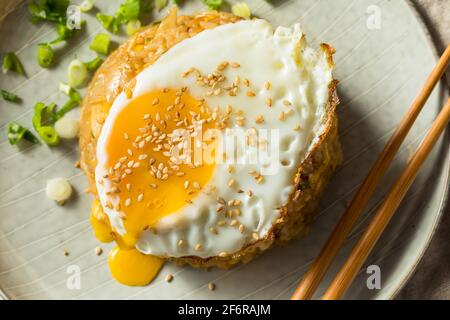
[91, 88, 216, 286]
[108, 245, 164, 286]
[90, 199, 114, 243]
[104, 88, 216, 247]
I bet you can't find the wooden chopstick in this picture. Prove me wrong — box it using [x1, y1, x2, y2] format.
[322, 97, 450, 300]
[291, 44, 450, 300]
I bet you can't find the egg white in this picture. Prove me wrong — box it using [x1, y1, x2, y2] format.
[95, 19, 333, 258]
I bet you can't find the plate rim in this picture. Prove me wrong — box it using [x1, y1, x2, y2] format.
[380, 0, 450, 300]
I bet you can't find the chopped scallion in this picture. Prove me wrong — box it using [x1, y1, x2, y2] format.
[201, 0, 223, 10]
[37, 43, 54, 68]
[231, 2, 251, 19]
[32, 102, 60, 146]
[1, 89, 21, 103]
[6, 122, 39, 145]
[80, 0, 95, 12]
[67, 59, 88, 88]
[50, 23, 73, 44]
[155, 0, 168, 12]
[117, 0, 140, 22]
[96, 13, 115, 30]
[2, 52, 25, 75]
[126, 19, 141, 35]
[85, 56, 103, 71]
[37, 126, 60, 146]
[89, 33, 111, 55]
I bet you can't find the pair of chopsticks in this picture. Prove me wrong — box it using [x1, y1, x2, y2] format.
[291, 44, 450, 300]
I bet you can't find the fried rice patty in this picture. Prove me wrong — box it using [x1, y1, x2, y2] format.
[79, 8, 342, 268]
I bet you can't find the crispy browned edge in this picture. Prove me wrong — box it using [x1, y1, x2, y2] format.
[79, 10, 342, 269]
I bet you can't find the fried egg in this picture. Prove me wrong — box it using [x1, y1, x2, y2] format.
[94, 19, 334, 285]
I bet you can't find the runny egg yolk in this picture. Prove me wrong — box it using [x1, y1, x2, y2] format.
[92, 88, 216, 286]
[108, 245, 164, 286]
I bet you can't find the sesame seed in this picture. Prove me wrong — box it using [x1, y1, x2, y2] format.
[152, 98, 160, 105]
[252, 232, 259, 240]
[208, 282, 216, 291]
[165, 274, 174, 283]
[279, 112, 286, 121]
[184, 180, 190, 189]
[111, 186, 120, 194]
[177, 239, 184, 246]
[124, 133, 129, 140]
[149, 183, 158, 189]
[209, 227, 218, 234]
[283, 100, 292, 107]
[126, 184, 131, 191]
[228, 179, 236, 188]
[144, 114, 150, 120]
[227, 165, 234, 173]
[63, 250, 70, 256]
[125, 198, 131, 207]
[243, 78, 250, 87]
[231, 62, 240, 68]
[95, 247, 103, 256]
[194, 243, 202, 251]
[239, 224, 245, 233]
[247, 190, 253, 197]
[216, 203, 225, 213]
[293, 125, 301, 131]
[230, 219, 238, 227]
[247, 90, 256, 97]
[264, 81, 271, 90]
[255, 115, 265, 124]
[266, 97, 273, 107]
[137, 193, 144, 202]
[219, 252, 228, 258]
[193, 182, 201, 189]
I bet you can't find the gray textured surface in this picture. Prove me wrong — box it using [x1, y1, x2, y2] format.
[398, 0, 450, 300]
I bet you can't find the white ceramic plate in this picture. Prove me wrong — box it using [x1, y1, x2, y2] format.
[0, 0, 448, 300]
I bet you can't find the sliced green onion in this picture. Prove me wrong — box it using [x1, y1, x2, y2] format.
[55, 85, 82, 119]
[33, 102, 57, 128]
[155, 0, 168, 11]
[37, 126, 60, 146]
[67, 59, 88, 88]
[54, 116, 80, 139]
[50, 23, 73, 44]
[46, 178, 73, 202]
[85, 56, 103, 71]
[56, 94, 81, 119]
[2, 52, 25, 75]
[37, 43, 54, 68]
[232, 2, 251, 19]
[126, 19, 141, 35]
[96, 13, 115, 30]
[32, 102, 60, 146]
[117, 0, 140, 22]
[1, 89, 21, 103]
[80, 0, 95, 12]
[27, 0, 70, 24]
[90, 33, 111, 55]
[59, 82, 71, 95]
[6, 122, 39, 145]
[201, 0, 223, 10]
